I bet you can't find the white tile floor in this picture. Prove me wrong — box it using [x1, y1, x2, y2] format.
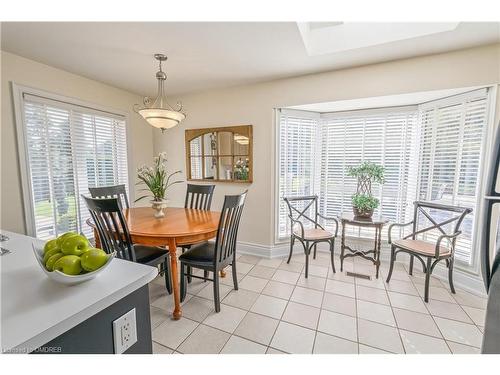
[149, 251, 486, 354]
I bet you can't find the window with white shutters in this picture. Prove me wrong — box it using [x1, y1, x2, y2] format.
[277, 89, 490, 270]
[277, 107, 415, 239]
[319, 109, 416, 238]
[415, 89, 489, 265]
[278, 110, 319, 238]
[20, 92, 129, 240]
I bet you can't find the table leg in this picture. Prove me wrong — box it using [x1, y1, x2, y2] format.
[340, 222, 345, 272]
[375, 226, 382, 279]
[167, 238, 182, 320]
[93, 228, 101, 249]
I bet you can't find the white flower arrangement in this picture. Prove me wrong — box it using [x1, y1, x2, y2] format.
[135, 152, 183, 202]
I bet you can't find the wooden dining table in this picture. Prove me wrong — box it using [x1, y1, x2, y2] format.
[89, 206, 220, 320]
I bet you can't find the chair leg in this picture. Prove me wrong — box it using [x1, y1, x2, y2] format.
[213, 271, 221, 312]
[424, 258, 432, 303]
[180, 263, 187, 302]
[304, 243, 310, 279]
[448, 257, 456, 294]
[287, 236, 295, 264]
[163, 258, 172, 295]
[386, 246, 396, 283]
[180, 247, 193, 284]
[313, 243, 317, 259]
[409, 255, 414, 276]
[329, 239, 336, 273]
[232, 258, 239, 290]
[203, 270, 209, 281]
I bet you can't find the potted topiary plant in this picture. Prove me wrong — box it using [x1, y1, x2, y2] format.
[347, 161, 384, 218]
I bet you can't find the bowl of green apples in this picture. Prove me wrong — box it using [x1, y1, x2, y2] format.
[33, 232, 114, 285]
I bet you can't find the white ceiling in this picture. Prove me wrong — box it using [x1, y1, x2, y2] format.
[1, 22, 499, 97]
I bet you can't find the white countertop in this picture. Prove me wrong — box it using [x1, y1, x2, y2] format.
[0, 230, 158, 353]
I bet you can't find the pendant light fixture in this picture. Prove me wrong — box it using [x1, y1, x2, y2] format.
[134, 54, 186, 132]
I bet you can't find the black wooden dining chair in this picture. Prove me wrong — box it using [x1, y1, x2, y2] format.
[182, 184, 216, 282]
[184, 183, 216, 210]
[82, 195, 172, 294]
[283, 196, 338, 278]
[179, 190, 247, 312]
[89, 184, 130, 209]
[387, 201, 472, 302]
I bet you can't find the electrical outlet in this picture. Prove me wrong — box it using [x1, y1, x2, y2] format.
[112, 308, 137, 354]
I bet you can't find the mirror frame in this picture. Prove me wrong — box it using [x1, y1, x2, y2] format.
[185, 125, 253, 183]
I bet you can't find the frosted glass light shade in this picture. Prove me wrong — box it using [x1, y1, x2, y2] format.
[138, 108, 186, 129]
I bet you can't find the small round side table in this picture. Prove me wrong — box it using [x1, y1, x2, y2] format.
[337, 213, 389, 279]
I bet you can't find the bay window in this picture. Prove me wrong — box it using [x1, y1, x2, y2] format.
[277, 88, 491, 269]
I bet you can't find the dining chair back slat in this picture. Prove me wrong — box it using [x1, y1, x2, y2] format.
[214, 191, 247, 267]
[89, 184, 130, 209]
[82, 195, 135, 261]
[184, 184, 215, 210]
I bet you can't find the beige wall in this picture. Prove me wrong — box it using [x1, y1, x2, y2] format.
[1, 51, 153, 234]
[153, 43, 500, 250]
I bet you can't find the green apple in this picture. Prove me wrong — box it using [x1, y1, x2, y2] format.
[45, 253, 64, 272]
[53, 255, 82, 275]
[43, 247, 62, 264]
[43, 239, 59, 254]
[80, 248, 109, 272]
[56, 232, 78, 247]
[61, 234, 89, 256]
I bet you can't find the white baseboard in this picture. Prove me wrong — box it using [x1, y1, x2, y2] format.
[236, 239, 487, 297]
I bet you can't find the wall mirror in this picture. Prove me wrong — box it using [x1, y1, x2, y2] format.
[185, 125, 253, 183]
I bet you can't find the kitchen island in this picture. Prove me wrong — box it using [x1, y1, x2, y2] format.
[1, 231, 158, 354]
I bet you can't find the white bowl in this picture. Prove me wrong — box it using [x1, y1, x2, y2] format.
[32, 243, 114, 285]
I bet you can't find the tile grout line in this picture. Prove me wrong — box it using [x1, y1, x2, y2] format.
[217, 259, 271, 353]
[218, 259, 275, 353]
[311, 253, 331, 354]
[353, 268, 361, 354]
[383, 270, 408, 354]
[265, 255, 307, 353]
[407, 264, 455, 353]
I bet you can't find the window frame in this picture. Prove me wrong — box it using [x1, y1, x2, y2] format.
[12, 83, 133, 237]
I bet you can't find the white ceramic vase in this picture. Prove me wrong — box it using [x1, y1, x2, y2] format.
[151, 199, 169, 218]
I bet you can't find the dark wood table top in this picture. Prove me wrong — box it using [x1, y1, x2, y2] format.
[337, 213, 389, 226]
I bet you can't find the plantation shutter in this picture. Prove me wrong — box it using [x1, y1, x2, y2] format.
[278, 109, 319, 238]
[22, 93, 129, 239]
[277, 108, 415, 239]
[416, 89, 489, 265]
[319, 109, 416, 238]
